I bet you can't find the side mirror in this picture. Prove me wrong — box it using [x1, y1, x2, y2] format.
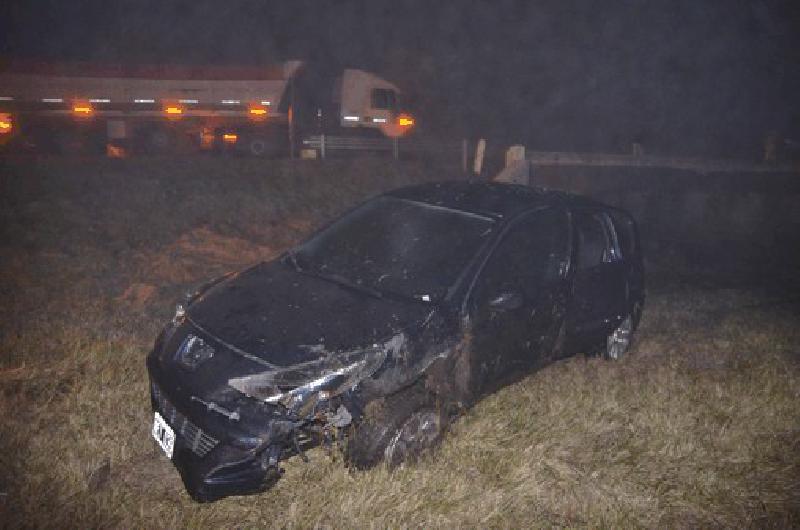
[488, 290, 523, 312]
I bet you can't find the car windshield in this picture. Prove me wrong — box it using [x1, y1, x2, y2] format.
[290, 196, 495, 302]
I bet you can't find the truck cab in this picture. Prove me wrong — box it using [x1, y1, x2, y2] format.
[289, 65, 411, 141]
[337, 69, 401, 131]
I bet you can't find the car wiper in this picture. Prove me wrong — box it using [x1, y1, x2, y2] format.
[311, 270, 384, 299]
[284, 252, 383, 299]
[283, 250, 303, 272]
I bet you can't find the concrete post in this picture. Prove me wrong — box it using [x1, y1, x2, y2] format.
[473, 138, 486, 176]
[505, 144, 525, 167]
[493, 144, 531, 185]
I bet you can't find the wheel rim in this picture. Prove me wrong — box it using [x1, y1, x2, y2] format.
[250, 139, 266, 156]
[607, 314, 633, 360]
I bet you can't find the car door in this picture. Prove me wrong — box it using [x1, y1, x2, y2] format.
[469, 207, 570, 390]
[568, 208, 628, 351]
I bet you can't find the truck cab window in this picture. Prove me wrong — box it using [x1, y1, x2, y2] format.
[331, 77, 342, 104]
[371, 89, 397, 110]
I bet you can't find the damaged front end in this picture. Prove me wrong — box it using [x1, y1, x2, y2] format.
[228, 336, 397, 410]
[146, 326, 411, 502]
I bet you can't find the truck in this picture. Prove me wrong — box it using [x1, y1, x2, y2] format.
[0, 59, 414, 156]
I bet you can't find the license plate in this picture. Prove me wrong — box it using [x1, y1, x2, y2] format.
[152, 411, 175, 459]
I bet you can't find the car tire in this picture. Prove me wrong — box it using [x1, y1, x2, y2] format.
[550, 318, 568, 359]
[604, 313, 634, 360]
[383, 409, 444, 468]
[53, 130, 88, 154]
[343, 384, 445, 469]
[148, 129, 173, 153]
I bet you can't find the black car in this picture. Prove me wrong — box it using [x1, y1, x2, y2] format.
[146, 181, 644, 502]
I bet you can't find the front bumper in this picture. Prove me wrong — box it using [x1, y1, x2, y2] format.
[149, 379, 290, 502]
[169, 435, 280, 503]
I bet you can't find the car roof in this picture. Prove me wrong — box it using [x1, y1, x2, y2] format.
[385, 181, 603, 221]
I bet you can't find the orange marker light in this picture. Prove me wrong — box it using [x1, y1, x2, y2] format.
[0, 116, 12, 134]
[222, 133, 238, 143]
[73, 104, 93, 116]
[165, 106, 183, 115]
[249, 106, 268, 116]
[397, 115, 415, 127]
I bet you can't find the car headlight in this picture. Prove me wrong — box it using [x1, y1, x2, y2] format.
[175, 333, 215, 371]
[228, 343, 389, 408]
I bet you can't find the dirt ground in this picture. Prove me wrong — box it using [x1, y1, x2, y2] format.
[0, 155, 798, 528]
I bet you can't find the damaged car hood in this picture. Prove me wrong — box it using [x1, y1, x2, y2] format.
[186, 260, 436, 367]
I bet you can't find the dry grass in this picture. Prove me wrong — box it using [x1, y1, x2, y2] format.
[1, 155, 798, 528]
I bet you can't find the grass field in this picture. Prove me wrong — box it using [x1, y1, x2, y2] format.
[0, 155, 798, 528]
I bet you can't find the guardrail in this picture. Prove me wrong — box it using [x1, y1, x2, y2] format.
[300, 135, 799, 177]
[301, 134, 467, 163]
[526, 150, 797, 174]
[302, 135, 400, 159]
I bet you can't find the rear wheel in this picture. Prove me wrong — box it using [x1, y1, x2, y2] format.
[52, 130, 84, 154]
[248, 137, 268, 156]
[549, 318, 568, 360]
[53, 129, 106, 155]
[148, 129, 173, 153]
[605, 313, 633, 360]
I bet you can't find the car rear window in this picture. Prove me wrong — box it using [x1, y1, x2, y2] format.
[575, 211, 609, 270]
[608, 210, 638, 258]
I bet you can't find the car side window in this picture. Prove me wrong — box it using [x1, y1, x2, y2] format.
[575, 211, 618, 270]
[477, 208, 569, 301]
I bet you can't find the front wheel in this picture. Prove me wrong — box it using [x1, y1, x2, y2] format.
[343, 385, 446, 469]
[383, 409, 444, 468]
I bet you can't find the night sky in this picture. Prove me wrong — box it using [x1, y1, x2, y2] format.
[3, 0, 798, 157]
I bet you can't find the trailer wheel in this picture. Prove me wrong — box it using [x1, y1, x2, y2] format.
[52, 131, 84, 154]
[248, 138, 268, 157]
[52, 129, 104, 155]
[148, 129, 173, 153]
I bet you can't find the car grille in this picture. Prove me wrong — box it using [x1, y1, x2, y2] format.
[151, 382, 219, 458]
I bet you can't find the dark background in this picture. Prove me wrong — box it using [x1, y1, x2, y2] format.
[3, 0, 799, 157]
